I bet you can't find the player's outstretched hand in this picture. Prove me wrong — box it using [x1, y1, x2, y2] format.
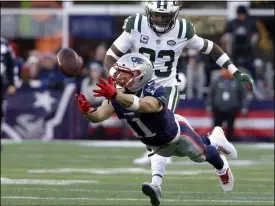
[93, 77, 117, 99]
[233, 70, 254, 93]
[75, 92, 93, 114]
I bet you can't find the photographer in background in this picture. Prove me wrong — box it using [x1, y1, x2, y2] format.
[1, 37, 17, 150]
[206, 68, 249, 142]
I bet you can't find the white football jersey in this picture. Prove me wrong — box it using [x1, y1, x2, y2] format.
[113, 13, 204, 87]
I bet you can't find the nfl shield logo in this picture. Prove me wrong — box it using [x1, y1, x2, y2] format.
[156, 39, 161, 44]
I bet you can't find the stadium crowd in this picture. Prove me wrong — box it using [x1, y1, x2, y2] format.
[7, 39, 274, 102]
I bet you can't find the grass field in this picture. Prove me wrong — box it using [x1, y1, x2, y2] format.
[1, 140, 274, 206]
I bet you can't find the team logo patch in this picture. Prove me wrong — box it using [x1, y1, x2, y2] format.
[167, 40, 176, 46]
[140, 35, 149, 44]
[131, 57, 147, 67]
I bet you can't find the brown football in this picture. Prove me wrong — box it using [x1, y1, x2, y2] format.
[57, 48, 81, 77]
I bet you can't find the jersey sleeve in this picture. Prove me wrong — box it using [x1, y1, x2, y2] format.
[122, 15, 136, 33]
[112, 31, 133, 54]
[183, 20, 204, 51]
[178, 19, 196, 40]
[143, 83, 167, 106]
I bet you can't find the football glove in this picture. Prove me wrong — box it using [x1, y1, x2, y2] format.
[75, 92, 94, 114]
[233, 70, 254, 92]
[93, 77, 117, 99]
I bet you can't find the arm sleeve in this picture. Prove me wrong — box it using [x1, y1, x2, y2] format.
[113, 31, 133, 54]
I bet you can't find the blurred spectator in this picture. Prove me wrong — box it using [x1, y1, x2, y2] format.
[81, 62, 105, 106]
[87, 43, 108, 77]
[221, 5, 259, 79]
[206, 68, 249, 141]
[39, 52, 73, 89]
[76, 43, 108, 90]
[9, 42, 25, 83]
[21, 51, 73, 89]
[186, 49, 205, 99]
[253, 59, 273, 100]
[21, 55, 40, 80]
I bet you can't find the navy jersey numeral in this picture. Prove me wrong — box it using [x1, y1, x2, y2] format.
[123, 118, 155, 138]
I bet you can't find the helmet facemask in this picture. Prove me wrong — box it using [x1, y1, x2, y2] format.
[145, 1, 180, 34]
[112, 63, 145, 93]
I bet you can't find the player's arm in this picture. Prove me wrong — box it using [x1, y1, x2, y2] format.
[92, 77, 165, 113]
[75, 93, 114, 123]
[184, 20, 254, 92]
[105, 15, 135, 75]
[115, 92, 162, 113]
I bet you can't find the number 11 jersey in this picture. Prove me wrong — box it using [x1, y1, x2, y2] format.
[110, 80, 180, 146]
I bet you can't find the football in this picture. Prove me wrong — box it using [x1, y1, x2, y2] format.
[57, 48, 81, 77]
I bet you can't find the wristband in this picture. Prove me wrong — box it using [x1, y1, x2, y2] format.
[228, 64, 238, 74]
[216, 53, 230, 67]
[127, 95, 140, 111]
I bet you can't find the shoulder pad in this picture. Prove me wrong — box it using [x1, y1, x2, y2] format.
[143, 81, 165, 97]
[178, 19, 196, 40]
[123, 13, 143, 33]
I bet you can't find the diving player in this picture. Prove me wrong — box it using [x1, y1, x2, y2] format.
[76, 53, 240, 206]
[103, 0, 254, 190]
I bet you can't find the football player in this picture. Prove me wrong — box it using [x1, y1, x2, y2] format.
[76, 53, 238, 206]
[1, 37, 16, 151]
[104, 0, 253, 189]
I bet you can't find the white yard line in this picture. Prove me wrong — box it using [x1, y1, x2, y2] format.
[27, 168, 214, 175]
[4, 187, 274, 195]
[2, 140, 274, 150]
[1, 196, 274, 204]
[0, 177, 98, 185]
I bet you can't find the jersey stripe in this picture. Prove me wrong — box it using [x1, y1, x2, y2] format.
[167, 86, 176, 110]
[157, 0, 161, 8]
[171, 86, 179, 112]
[163, 0, 167, 9]
[181, 19, 187, 39]
[177, 20, 183, 38]
[157, 0, 167, 9]
[137, 14, 142, 33]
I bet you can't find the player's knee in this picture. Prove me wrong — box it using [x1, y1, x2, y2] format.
[189, 151, 206, 163]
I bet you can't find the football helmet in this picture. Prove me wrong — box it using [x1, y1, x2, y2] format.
[111, 53, 153, 92]
[145, 1, 181, 34]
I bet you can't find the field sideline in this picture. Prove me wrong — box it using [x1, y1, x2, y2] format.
[1, 140, 274, 206]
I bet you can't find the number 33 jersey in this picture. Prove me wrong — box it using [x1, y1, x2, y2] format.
[113, 13, 199, 87]
[110, 81, 180, 147]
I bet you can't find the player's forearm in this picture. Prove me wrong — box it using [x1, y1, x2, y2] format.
[115, 92, 134, 108]
[104, 54, 117, 72]
[83, 110, 102, 123]
[105, 44, 125, 75]
[201, 39, 238, 74]
[115, 92, 160, 113]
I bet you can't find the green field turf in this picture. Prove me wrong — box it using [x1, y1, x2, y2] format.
[1, 141, 274, 206]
